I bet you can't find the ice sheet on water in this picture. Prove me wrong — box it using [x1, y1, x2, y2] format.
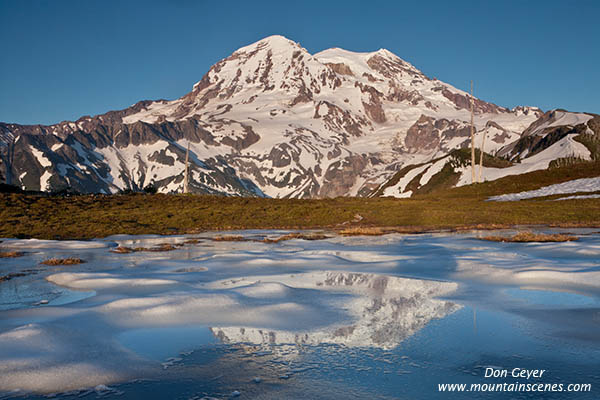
[0, 230, 599, 396]
[0, 322, 151, 394]
[47, 272, 180, 289]
[0, 239, 110, 250]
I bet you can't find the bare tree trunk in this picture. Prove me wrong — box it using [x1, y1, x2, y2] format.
[470, 81, 476, 184]
[1, 137, 15, 185]
[183, 141, 190, 194]
[478, 130, 486, 183]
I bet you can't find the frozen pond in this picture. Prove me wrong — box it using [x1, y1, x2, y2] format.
[1, 230, 599, 399]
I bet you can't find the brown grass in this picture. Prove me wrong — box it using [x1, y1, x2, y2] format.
[111, 243, 179, 253]
[481, 231, 578, 243]
[146, 243, 179, 252]
[0, 272, 28, 282]
[337, 226, 450, 236]
[214, 232, 330, 243]
[262, 232, 329, 243]
[338, 227, 387, 236]
[1, 160, 599, 240]
[111, 246, 134, 254]
[0, 251, 24, 258]
[40, 257, 85, 265]
[454, 223, 511, 231]
[212, 235, 247, 242]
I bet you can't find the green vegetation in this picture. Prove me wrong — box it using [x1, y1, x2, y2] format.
[548, 129, 600, 169]
[1, 161, 600, 240]
[450, 148, 513, 169]
[373, 148, 513, 197]
[549, 155, 588, 169]
[415, 163, 460, 195]
[371, 163, 423, 197]
[574, 133, 600, 161]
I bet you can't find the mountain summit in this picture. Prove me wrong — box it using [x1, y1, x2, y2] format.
[3, 35, 595, 198]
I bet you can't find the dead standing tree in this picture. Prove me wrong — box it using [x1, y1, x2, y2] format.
[183, 141, 190, 194]
[470, 81, 476, 184]
[478, 124, 486, 183]
[0, 136, 15, 185]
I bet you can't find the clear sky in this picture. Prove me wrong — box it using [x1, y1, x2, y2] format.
[1, 0, 599, 125]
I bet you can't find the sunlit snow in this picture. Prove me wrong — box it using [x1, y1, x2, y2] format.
[488, 177, 600, 201]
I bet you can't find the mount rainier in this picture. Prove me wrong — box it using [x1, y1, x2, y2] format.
[1, 35, 597, 198]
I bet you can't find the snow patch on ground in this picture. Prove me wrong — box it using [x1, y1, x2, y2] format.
[555, 194, 600, 201]
[488, 177, 600, 201]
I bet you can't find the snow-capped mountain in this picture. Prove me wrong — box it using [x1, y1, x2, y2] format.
[2, 34, 594, 198]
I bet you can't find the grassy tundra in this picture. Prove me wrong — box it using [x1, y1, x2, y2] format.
[1, 161, 599, 240]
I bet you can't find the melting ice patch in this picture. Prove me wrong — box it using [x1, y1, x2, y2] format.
[0, 238, 110, 250]
[0, 323, 149, 394]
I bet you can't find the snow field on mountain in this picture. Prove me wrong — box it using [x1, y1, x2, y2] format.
[382, 164, 430, 197]
[456, 134, 591, 187]
[121, 100, 181, 124]
[97, 141, 211, 192]
[30, 146, 52, 168]
[419, 156, 448, 186]
[527, 111, 594, 136]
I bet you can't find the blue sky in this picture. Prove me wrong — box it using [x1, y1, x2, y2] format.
[1, 0, 599, 125]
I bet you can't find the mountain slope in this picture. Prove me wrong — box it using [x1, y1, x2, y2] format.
[375, 110, 599, 198]
[0, 35, 562, 197]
